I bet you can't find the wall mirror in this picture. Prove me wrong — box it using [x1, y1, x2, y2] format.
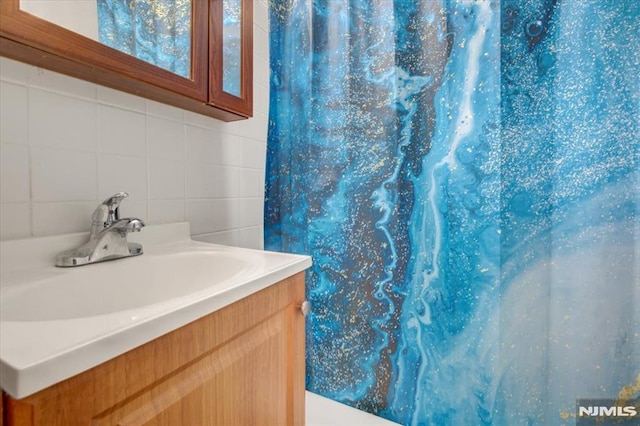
[222, 0, 241, 96]
[19, 0, 193, 79]
[0, 0, 252, 120]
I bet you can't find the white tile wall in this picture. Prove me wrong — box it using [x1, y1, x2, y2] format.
[0, 0, 269, 249]
[29, 89, 98, 150]
[31, 147, 98, 201]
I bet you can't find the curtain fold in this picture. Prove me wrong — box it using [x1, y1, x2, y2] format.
[266, 0, 639, 425]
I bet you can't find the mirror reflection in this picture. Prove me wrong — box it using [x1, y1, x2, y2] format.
[20, 0, 192, 78]
[222, 0, 242, 96]
[20, 0, 100, 41]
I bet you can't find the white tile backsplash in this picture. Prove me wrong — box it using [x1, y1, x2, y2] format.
[239, 169, 265, 198]
[117, 200, 148, 224]
[98, 105, 147, 157]
[216, 166, 241, 198]
[146, 99, 184, 122]
[0, 143, 30, 203]
[254, 26, 270, 62]
[147, 117, 185, 161]
[31, 147, 97, 202]
[218, 132, 243, 166]
[184, 109, 227, 131]
[193, 229, 240, 247]
[186, 125, 222, 164]
[254, 56, 270, 90]
[1, 82, 29, 144]
[28, 66, 96, 100]
[149, 199, 186, 224]
[186, 199, 218, 235]
[238, 226, 264, 249]
[186, 162, 219, 199]
[254, 83, 270, 116]
[241, 138, 268, 170]
[29, 88, 97, 150]
[149, 159, 185, 200]
[32, 201, 95, 236]
[239, 199, 264, 228]
[98, 154, 147, 201]
[0, 7, 269, 249]
[0, 203, 31, 240]
[0, 58, 28, 84]
[97, 86, 146, 112]
[210, 198, 241, 232]
[238, 112, 268, 142]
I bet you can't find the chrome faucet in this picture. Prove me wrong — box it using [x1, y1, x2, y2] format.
[55, 192, 145, 267]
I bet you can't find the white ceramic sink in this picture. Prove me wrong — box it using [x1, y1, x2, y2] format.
[0, 223, 311, 399]
[1, 248, 261, 321]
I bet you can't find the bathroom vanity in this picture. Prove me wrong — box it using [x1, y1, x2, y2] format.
[0, 223, 311, 425]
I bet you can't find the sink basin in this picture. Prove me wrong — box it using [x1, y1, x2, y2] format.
[1, 249, 261, 322]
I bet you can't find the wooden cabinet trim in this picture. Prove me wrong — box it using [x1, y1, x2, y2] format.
[0, 37, 243, 123]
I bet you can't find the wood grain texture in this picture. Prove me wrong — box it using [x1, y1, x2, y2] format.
[3, 273, 306, 426]
[0, 0, 253, 121]
[3, 397, 31, 426]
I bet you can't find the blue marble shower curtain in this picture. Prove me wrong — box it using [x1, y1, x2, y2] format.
[97, 0, 191, 77]
[265, 0, 640, 425]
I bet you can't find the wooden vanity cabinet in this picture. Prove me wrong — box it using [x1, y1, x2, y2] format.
[2, 273, 306, 426]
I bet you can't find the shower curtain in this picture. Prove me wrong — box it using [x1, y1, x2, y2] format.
[265, 0, 639, 424]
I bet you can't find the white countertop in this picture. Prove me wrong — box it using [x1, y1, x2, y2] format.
[0, 222, 311, 399]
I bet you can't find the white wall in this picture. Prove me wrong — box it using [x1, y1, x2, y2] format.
[0, 0, 270, 250]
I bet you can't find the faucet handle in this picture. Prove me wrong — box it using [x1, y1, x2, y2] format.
[92, 192, 129, 229]
[101, 192, 129, 221]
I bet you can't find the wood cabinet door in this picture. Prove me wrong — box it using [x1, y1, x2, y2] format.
[94, 308, 299, 425]
[3, 274, 306, 426]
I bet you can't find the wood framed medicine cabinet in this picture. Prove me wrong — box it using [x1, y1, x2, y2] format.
[0, 0, 253, 121]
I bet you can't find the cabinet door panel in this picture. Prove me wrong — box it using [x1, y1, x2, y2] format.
[93, 310, 289, 426]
